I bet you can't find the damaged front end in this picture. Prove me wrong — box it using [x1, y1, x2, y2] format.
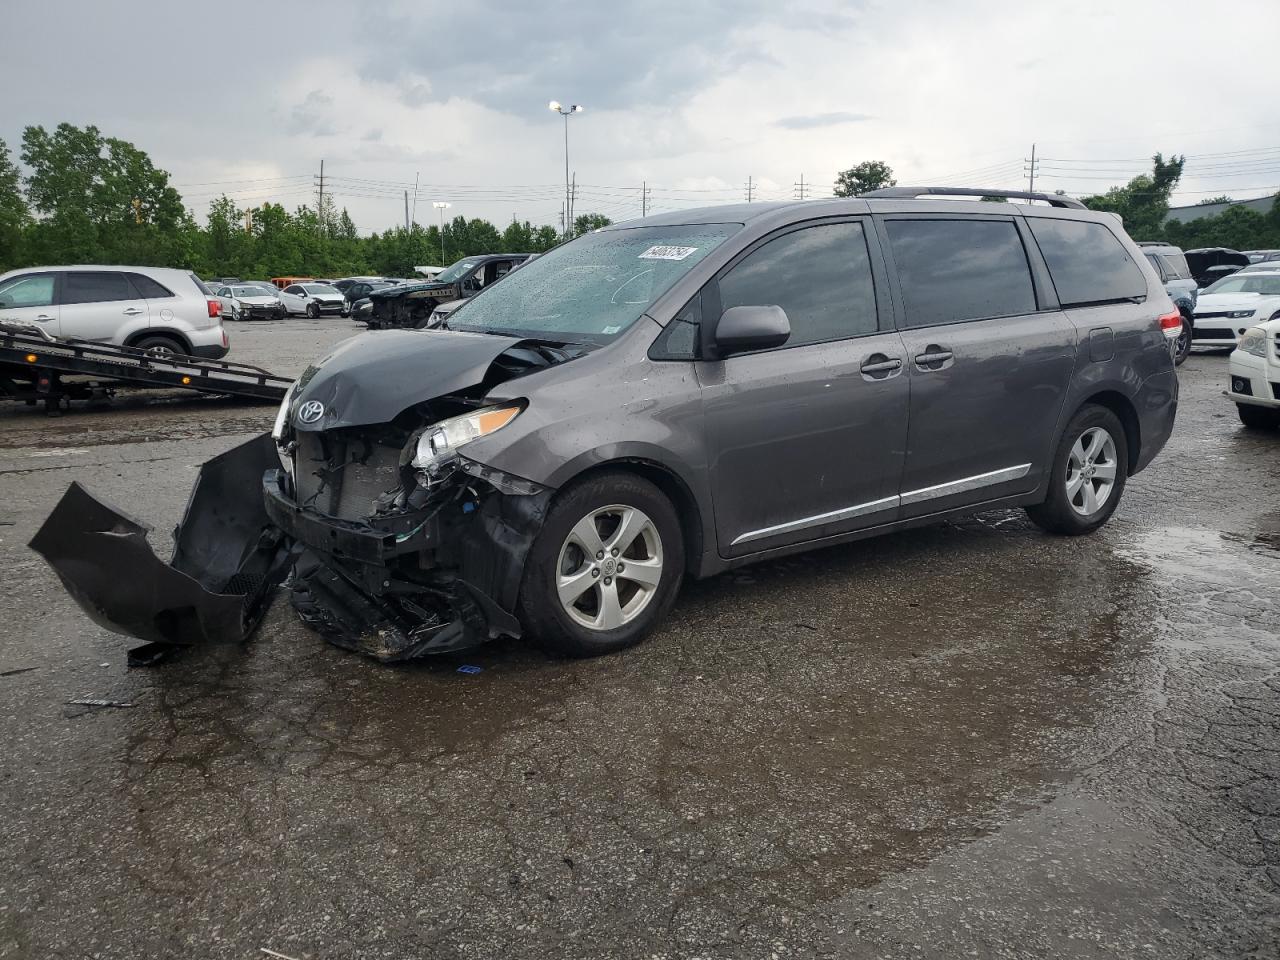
[32, 330, 576, 664]
[269, 419, 551, 662]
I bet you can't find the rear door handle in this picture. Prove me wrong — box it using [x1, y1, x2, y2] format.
[860, 354, 903, 379]
[122, 307, 145, 316]
[35, 314, 56, 322]
[913, 346, 954, 370]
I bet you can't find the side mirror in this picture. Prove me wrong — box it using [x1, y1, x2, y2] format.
[714, 305, 791, 355]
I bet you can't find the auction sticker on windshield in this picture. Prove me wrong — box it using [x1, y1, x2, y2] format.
[639, 245, 698, 261]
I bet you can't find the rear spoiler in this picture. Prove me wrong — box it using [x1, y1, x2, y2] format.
[862, 186, 1087, 209]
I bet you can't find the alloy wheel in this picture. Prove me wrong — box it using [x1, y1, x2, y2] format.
[556, 504, 663, 631]
[1066, 426, 1118, 516]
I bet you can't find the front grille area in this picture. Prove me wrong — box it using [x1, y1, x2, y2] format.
[1193, 327, 1235, 341]
[293, 431, 404, 521]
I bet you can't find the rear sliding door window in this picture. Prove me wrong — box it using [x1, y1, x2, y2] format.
[884, 219, 1036, 328]
[1028, 218, 1146, 306]
[717, 220, 879, 347]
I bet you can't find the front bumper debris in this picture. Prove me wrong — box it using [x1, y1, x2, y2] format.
[29, 434, 293, 665]
[31, 433, 552, 665]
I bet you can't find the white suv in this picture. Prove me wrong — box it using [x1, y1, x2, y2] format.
[0, 265, 229, 358]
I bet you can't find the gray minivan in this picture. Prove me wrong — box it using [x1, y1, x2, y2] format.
[34, 188, 1180, 665]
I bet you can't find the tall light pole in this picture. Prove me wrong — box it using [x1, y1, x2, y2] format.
[432, 201, 451, 266]
[548, 100, 583, 237]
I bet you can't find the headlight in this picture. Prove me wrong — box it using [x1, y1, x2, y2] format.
[1237, 327, 1268, 358]
[271, 389, 292, 440]
[412, 403, 523, 470]
[1226, 310, 1255, 319]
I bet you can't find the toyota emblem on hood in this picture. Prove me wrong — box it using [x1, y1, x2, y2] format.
[297, 400, 325, 424]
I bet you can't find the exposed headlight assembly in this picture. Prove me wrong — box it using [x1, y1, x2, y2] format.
[412, 403, 523, 472]
[1226, 310, 1255, 319]
[270, 388, 293, 440]
[1237, 326, 1269, 358]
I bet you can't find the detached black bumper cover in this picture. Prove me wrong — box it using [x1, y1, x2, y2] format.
[29, 434, 292, 663]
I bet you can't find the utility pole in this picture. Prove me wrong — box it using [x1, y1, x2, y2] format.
[1026, 143, 1038, 193]
[314, 159, 325, 232]
[404, 191, 410, 232]
[244, 207, 253, 233]
[794, 173, 808, 200]
[745, 175, 754, 202]
[569, 172, 577, 230]
[641, 180, 648, 218]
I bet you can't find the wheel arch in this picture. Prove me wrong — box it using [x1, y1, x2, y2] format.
[1077, 389, 1141, 475]
[550, 456, 707, 577]
[124, 329, 192, 354]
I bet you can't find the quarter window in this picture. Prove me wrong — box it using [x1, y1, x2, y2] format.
[885, 219, 1037, 328]
[1028, 218, 1147, 307]
[717, 220, 879, 348]
[63, 271, 138, 305]
[128, 273, 175, 298]
[0, 273, 56, 308]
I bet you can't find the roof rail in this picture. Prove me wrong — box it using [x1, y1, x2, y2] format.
[861, 186, 1087, 209]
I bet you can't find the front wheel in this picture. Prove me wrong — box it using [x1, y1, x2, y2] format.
[518, 471, 684, 657]
[1026, 404, 1129, 536]
[1238, 403, 1280, 430]
[306, 302, 320, 319]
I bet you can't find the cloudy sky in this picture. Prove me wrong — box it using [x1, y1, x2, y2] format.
[4, 0, 1279, 234]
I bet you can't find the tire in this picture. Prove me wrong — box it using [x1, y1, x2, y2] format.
[132, 335, 186, 358]
[518, 471, 684, 657]
[306, 303, 320, 319]
[1174, 314, 1192, 366]
[1238, 403, 1280, 430]
[1026, 404, 1129, 536]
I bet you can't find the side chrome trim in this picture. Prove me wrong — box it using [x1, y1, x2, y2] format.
[728, 463, 1032, 548]
[899, 463, 1031, 506]
[730, 495, 898, 547]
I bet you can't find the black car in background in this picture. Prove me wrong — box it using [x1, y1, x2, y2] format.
[366, 254, 532, 329]
[1185, 248, 1249, 289]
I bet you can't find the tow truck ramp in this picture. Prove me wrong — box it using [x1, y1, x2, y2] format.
[0, 321, 290, 408]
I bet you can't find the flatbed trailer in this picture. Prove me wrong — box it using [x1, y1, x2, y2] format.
[0, 323, 290, 410]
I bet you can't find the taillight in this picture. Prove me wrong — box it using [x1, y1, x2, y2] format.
[207, 298, 221, 319]
[1158, 309, 1182, 338]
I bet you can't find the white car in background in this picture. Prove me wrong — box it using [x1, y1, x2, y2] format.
[1227, 317, 1280, 430]
[215, 283, 286, 321]
[0, 265, 228, 357]
[1192, 269, 1280, 348]
[278, 282, 345, 318]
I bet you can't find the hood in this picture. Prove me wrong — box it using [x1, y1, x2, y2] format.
[1195, 292, 1277, 312]
[288, 329, 522, 431]
[370, 280, 458, 300]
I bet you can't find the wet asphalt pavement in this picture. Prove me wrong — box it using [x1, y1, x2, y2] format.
[0, 320, 1277, 959]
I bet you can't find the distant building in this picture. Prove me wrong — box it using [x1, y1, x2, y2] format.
[1165, 193, 1278, 224]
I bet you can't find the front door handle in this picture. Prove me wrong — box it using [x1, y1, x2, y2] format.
[913, 345, 954, 370]
[860, 354, 904, 379]
[35, 314, 55, 322]
[122, 307, 145, 316]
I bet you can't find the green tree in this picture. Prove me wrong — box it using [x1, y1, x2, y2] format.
[833, 161, 896, 197]
[1198, 195, 1233, 206]
[0, 138, 30, 268]
[573, 212, 612, 235]
[1080, 152, 1184, 240]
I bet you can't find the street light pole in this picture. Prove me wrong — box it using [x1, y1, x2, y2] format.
[432, 201, 451, 265]
[548, 100, 583, 237]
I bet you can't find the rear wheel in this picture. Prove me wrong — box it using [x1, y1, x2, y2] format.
[518, 471, 684, 657]
[132, 335, 185, 358]
[1238, 403, 1280, 430]
[1174, 314, 1192, 366]
[1026, 404, 1129, 536]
